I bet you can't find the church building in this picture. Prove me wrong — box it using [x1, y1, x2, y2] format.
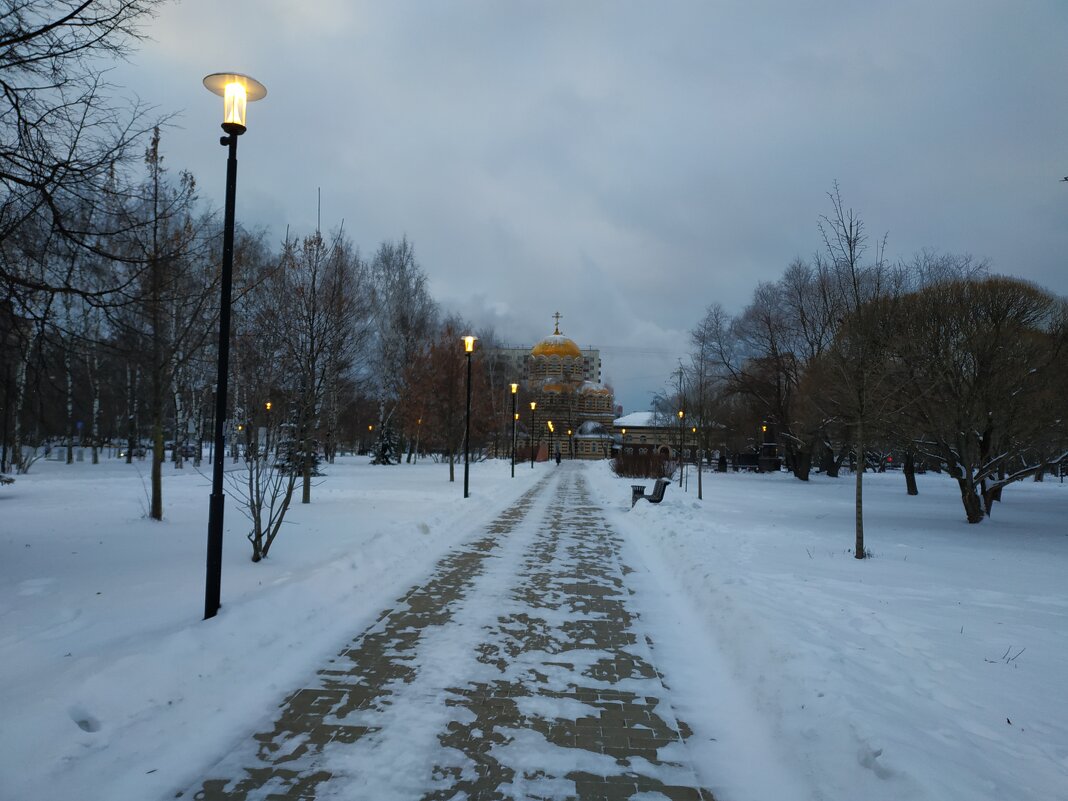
[522, 314, 616, 460]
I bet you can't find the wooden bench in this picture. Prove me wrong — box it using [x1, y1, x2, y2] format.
[0, 475, 14, 486]
[631, 477, 670, 508]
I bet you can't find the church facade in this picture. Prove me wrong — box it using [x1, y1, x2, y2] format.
[519, 315, 616, 460]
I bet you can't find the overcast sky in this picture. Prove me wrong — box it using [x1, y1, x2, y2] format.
[113, 0, 1068, 413]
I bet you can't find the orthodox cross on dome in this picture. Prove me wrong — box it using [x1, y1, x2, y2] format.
[552, 311, 563, 335]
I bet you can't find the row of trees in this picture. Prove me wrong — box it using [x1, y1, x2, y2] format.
[0, 3, 525, 553]
[673, 185, 1067, 555]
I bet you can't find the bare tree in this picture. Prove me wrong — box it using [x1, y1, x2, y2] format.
[1, 0, 168, 302]
[108, 130, 215, 519]
[261, 227, 367, 502]
[895, 275, 1067, 522]
[817, 183, 903, 559]
[366, 237, 437, 450]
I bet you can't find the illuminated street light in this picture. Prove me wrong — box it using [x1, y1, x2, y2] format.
[529, 401, 537, 468]
[462, 335, 477, 498]
[202, 72, 266, 621]
[510, 383, 518, 478]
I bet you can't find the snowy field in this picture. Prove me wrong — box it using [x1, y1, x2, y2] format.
[2, 455, 1066, 800]
[587, 465, 1068, 801]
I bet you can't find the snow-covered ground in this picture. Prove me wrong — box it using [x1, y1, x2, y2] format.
[587, 465, 1068, 801]
[0, 455, 539, 801]
[2, 456, 1065, 800]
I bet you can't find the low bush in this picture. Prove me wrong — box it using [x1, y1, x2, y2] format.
[611, 451, 673, 479]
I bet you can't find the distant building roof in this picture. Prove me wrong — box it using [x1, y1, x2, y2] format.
[613, 411, 656, 428]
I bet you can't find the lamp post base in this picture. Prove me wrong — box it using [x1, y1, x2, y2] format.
[204, 492, 225, 619]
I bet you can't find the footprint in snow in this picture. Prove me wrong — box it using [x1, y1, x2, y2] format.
[68, 705, 101, 733]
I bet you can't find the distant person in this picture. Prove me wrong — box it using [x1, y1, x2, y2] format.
[555, 448, 561, 466]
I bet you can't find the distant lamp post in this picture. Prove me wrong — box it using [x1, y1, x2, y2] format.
[462, 335, 477, 498]
[547, 420, 554, 462]
[529, 401, 537, 467]
[510, 383, 518, 478]
[567, 428, 573, 459]
[693, 424, 701, 500]
[759, 419, 778, 473]
[677, 409, 685, 487]
[202, 72, 266, 621]
[264, 401, 272, 457]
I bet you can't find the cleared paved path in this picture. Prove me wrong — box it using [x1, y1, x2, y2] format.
[181, 465, 715, 801]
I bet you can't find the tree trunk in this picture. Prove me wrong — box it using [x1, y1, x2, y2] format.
[151, 419, 164, 520]
[792, 447, 812, 481]
[88, 351, 100, 465]
[65, 347, 74, 464]
[983, 484, 1004, 516]
[448, 449, 455, 482]
[11, 355, 27, 472]
[903, 451, 918, 496]
[302, 428, 312, 504]
[854, 424, 865, 559]
[126, 364, 137, 464]
[958, 477, 984, 523]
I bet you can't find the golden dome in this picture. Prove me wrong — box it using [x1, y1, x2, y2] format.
[531, 335, 581, 358]
[531, 317, 582, 358]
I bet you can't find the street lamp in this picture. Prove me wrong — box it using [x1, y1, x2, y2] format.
[203, 71, 266, 621]
[510, 383, 518, 478]
[264, 400, 272, 458]
[547, 420, 554, 462]
[693, 424, 702, 500]
[462, 335, 477, 498]
[567, 428, 572, 459]
[677, 409, 685, 487]
[529, 401, 537, 467]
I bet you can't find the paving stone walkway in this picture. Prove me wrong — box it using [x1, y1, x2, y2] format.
[180, 465, 715, 801]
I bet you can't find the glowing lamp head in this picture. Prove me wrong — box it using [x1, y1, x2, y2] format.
[692, 426, 697, 433]
[462, 335, 477, 353]
[368, 424, 373, 431]
[510, 383, 518, 394]
[761, 424, 767, 432]
[265, 401, 272, 411]
[203, 72, 266, 135]
[530, 401, 537, 411]
[678, 410, 684, 419]
[514, 413, 519, 420]
[621, 428, 626, 435]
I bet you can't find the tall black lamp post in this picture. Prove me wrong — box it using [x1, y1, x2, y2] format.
[462, 335, 476, 498]
[529, 401, 537, 467]
[677, 409, 685, 487]
[202, 72, 266, 621]
[510, 383, 518, 478]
